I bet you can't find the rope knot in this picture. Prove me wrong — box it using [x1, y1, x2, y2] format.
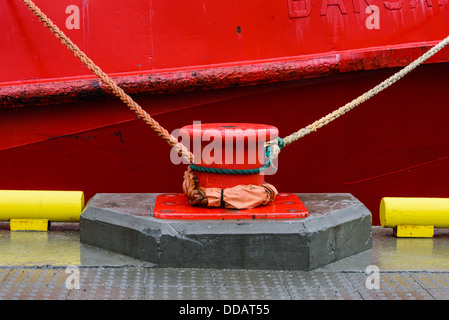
[265, 136, 284, 160]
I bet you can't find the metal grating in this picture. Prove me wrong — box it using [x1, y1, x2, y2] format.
[1, 267, 449, 300]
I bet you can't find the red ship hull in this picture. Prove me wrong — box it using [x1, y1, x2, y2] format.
[1, 0, 449, 225]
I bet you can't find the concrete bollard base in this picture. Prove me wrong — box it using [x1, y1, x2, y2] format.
[80, 193, 372, 271]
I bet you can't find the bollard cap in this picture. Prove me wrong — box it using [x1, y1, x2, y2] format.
[181, 123, 278, 140]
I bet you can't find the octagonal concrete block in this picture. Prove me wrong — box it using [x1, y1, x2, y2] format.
[80, 193, 372, 270]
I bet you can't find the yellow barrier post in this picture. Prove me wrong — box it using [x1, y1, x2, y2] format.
[0, 190, 85, 231]
[380, 197, 449, 238]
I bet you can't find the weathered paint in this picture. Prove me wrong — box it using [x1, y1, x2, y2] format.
[10, 219, 49, 231]
[2, 0, 448, 82]
[0, 0, 448, 226]
[1, 0, 449, 108]
[1, 43, 448, 108]
[153, 193, 309, 219]
[394, 225, 435, 238]
[181, 123, 279, 188]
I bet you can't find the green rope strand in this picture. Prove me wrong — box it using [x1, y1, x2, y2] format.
[189, 137, 284, 175]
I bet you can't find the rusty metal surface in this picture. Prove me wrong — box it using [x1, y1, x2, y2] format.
[3, 44, 448, 109]
[2, 0, 449, 108]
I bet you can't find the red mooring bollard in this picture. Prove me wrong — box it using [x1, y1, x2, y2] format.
[180, 123, 279, 189]
[153, 122, 309, 219]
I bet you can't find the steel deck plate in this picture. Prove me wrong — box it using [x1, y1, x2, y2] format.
[2, 228, 449, 300]
[153, 193, 309, 220]
[1, 267, 448, 300]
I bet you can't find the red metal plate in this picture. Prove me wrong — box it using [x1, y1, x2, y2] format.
[153, 193, 308, 220]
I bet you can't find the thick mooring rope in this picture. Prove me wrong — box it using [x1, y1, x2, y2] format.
[21, 0, 276, 208]
[21, 0, 449, 209]
[20, 0, 194, 164]
[266, 34, 449, 158]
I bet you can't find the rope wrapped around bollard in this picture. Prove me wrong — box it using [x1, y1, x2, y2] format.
[182, 166, 278, 209]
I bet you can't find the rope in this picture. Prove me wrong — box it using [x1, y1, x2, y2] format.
[267, 34, 449, 157]
[21, 0, 449, 208]
[20, 0, 277, 209]
[190, 163, 270, 175]
[23, 0, 449, 164]
[20, 0, 194, 164]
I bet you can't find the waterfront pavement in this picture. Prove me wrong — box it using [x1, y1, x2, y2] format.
[1, 225, 449, 300]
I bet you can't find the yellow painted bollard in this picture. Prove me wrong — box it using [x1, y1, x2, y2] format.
[380, 197, 449, 238]
[0, 190, 85, 230]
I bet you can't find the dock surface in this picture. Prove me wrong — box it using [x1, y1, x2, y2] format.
[1, 226, 449, 300]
